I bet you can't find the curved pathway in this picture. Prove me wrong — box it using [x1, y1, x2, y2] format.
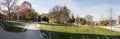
[24, 22, 44, 39]
[97, 26, 120, 32]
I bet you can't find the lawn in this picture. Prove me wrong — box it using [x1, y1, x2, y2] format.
[40, 23, 120, 39]
[0, 21, 26, 33]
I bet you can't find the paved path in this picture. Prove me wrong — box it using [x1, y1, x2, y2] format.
[0, 22, 44, 39]
[24, 22, 44, 39]
[97, 26, 120, 32]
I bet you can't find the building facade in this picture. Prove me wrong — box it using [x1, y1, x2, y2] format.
[117, 16, 120, 24]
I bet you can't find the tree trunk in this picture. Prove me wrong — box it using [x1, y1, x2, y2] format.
[8, 8, 11, 20]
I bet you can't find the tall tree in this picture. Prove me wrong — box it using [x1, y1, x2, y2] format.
[100, 14, 110, 26]
[30, 11, 38, 21]
[85, 15, 93, 26]
[1, 0, 18, 20]
[49, 6, 62, 23]
[75, 16, 81, 26]
[49, 6, 70, 24]
[61, 6, 70, 23]
[20, 1, 37, 21]
[107, 7, 114, 30]
[67, 14, 75, 23]
[0, 7, 1, 19]
[75, 16, 87, 26]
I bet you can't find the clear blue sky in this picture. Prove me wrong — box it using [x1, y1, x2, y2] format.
[19, 0, 120, 21]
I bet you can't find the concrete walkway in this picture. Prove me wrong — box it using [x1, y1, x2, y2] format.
[0, 22, 44, 39]
[97, 26, 120, 32]
[24, 22, 44, 39]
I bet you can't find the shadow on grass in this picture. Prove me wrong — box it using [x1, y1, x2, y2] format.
[4, 26, 25, 33]
[3, 21, 24, 26]
[40, 30, 120, 39]
[0, 21, 25, 33]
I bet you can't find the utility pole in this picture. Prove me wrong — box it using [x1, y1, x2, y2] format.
[109, 8, 113, 30]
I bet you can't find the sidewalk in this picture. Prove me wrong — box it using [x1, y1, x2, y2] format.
[97, 26, 120, 32]
[24, 22, 44, 39]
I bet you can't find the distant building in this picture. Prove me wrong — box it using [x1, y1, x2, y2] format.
[117, 16, 120, 24]
[111, 20, 116, 25]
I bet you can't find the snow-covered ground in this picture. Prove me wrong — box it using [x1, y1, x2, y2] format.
[0, 22, 44, 39]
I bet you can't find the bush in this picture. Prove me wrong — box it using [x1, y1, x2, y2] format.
[79, 18, 87, 25]
[67, 19, 75, 23]
[100, 20, 109, 26]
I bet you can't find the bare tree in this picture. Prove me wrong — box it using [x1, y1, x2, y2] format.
[100, 14, 109, 26]
[75, 16, 81, 26]
[85, 15, 93, 26]
[49, 6, 61, 23]
[107, 7, 114, 30]
[1, 0, 18, 20]
[68, 14, 75, 23]
[49, 5, 70, 24]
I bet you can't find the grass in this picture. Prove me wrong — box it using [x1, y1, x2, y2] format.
[40, 23, 120, 39]
[1, 21, 25, 33]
